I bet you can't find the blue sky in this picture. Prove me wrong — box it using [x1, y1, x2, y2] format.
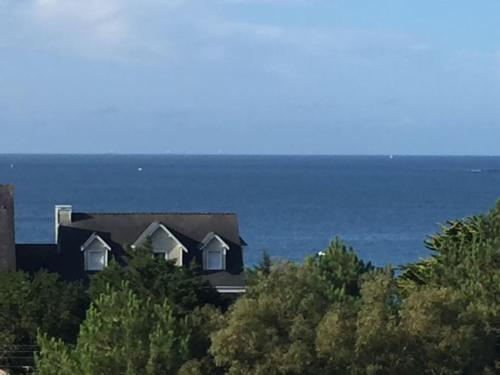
[1, 0, 500, 154]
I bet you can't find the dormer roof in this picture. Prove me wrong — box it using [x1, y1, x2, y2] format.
[66, 212, 243, 247]
[52, 212, 246, 289]
[199, 232, 230, 250]
[132, 222, 188, 253]
[80, 233, 111, 252]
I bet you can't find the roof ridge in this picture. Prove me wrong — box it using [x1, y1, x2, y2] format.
[73, 212, 237, 216]
[16, 243, 57, 246]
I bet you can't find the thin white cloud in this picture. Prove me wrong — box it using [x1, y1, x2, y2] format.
[0, 0, 431, 69]
[0, 0, 186, 62]
[220, 0, 311, 4]
[32, 0, 127, 43]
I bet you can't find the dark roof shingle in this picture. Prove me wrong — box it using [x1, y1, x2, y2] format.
[54, 212, 246, 287]
[69, 212, 242, 247]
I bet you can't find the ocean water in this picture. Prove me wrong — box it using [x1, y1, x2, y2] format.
[1, 155, 500, 267]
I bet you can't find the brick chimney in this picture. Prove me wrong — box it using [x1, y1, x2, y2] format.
[55, 205, 72, 242]
[0, 184, 16, 272]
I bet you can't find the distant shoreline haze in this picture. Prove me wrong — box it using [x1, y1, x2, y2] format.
[2, 153, 500, 157]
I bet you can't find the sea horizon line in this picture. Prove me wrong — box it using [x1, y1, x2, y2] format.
[1, 153, 500, 158]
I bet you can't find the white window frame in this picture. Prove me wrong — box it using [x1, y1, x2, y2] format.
[153, 250, 168, 260]
[199, 232, 230, 271]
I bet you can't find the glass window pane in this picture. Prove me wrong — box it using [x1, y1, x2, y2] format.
[88, 250, 105, 270]
[207, 250, 221, 270]
[154, 251, 167, 260]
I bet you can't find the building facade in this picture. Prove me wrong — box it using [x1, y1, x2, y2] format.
[1, 185, 246, 294]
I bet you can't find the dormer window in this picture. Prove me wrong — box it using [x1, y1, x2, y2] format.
[199, 232, 230, 271]
[81, 233, 111, 271]
[133, 222, 188, 266]
[87, 250, 106, 270]
[207, 249, 223, 270]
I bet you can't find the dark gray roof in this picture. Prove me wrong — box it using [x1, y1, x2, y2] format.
[52, 212, 246, 288]
[201, 271, 245, 288]
[69, 212, 243, 248]
[16, 244, 58, 273]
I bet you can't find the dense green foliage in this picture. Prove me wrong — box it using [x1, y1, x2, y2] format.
[90, 241, 225, 314]
[306, 237, 374, 298]
[245, 250, 273, 286]
[0, 271, 88, 371]
[35, 242, 226, 375]
[4, 204, 500, 373]
[210, 240, 372, 375]
[210, 205, 500, 374]
[37, 286, 193, 374]
[0, 271, 88, 345]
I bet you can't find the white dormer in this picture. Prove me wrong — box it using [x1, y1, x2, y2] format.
[132, 222, 188, 266]
[80, 233, 111, 271]
[199, 232, 230, 271]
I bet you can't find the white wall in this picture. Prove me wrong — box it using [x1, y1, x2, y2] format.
[150, 229, 183, 266]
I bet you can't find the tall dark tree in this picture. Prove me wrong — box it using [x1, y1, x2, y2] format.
[0, 271, 87, 344]
[306, 237, 374, 298]
[89, 240, 225, 314]
[398, 202, 500, 369]
[245, 250, 274, 286]
[36, 285, 192, 375]
[212, 239, 374, 375]
[0, 271, 88, 372]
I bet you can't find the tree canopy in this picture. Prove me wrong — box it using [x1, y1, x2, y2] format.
[0, 271, 88, 372]
[36, 285, 193, 375]
[3, 204, 500, 373]
[89, 240, 225, 314]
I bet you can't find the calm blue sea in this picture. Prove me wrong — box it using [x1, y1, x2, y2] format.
[1, 155, 500, 267]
